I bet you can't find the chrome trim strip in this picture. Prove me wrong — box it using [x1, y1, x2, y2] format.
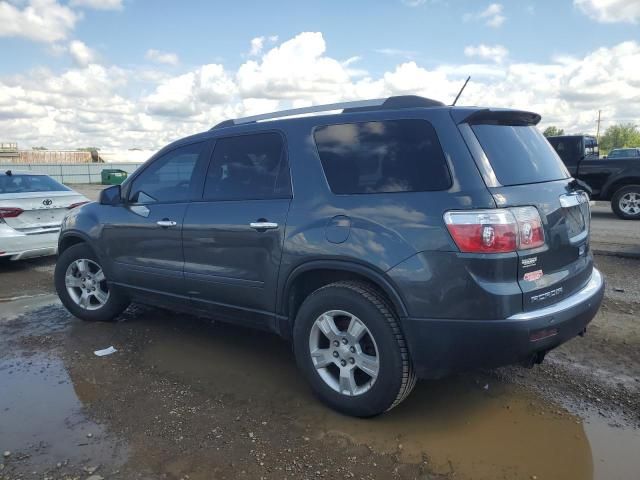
[508, 268, 603, 321]
[233, 98, 387, 125]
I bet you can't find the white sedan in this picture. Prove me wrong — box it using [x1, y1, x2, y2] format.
[0, 170, 89, 260]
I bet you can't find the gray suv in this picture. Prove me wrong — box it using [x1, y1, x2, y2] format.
[55, 96, 605, 417]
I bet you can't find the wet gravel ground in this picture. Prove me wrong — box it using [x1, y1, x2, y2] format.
[0, 254, 639, 480]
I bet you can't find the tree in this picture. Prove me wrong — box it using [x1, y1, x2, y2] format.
[543, 126, 564, 137]
[77, 147, 101, 162]
[599, 123, 640, 155]
[32, 146, 47, 150]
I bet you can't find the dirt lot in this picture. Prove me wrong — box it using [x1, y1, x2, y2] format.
[0, 189, 639, 480]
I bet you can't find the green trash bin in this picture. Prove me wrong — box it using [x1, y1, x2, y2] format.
[101, 168, 128, 185]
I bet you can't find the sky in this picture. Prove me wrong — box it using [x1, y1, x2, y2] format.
[0, 0, 639, 151]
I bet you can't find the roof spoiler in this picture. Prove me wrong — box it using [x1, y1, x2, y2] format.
[452, 108, 541, 126]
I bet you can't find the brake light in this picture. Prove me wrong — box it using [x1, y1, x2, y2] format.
[68, 201, 89, 209]
[0, 207, 24, 218]
[444, 207, 545, 253]
[511, 206, 545, 250]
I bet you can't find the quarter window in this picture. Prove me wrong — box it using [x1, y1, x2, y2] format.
[129, 142, 202, 204]
[314, 119, 451, 194]
[203, 133, 291, 201]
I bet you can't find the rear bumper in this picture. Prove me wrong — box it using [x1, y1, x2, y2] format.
[403, 268, 605, 379]
[0, 224, 59, 260]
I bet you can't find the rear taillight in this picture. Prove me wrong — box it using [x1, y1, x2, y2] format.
[511, 206, 545, 250]
[0, 207, 24, 218]
[444, 207, 545, 254]
[68, 201, 89, 209]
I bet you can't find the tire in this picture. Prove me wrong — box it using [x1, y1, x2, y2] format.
[293, 280, 416, 417]
[55, 243, 130, 322]
[611, 185, 640, 220]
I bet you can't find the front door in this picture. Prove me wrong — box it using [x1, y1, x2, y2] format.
[102, 141, 207, 299]
[182, 132, 292, 326]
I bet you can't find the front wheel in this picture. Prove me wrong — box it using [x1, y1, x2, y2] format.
[293, 281, 416, 417]
[611, 185, 640, 220]
[55, 243, 130, 321]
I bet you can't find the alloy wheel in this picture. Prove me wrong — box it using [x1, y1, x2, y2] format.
[65, 258, 110, 311]
[308, 310, 380, 396]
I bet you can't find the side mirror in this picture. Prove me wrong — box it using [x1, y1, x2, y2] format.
[99, 185, 122, 205]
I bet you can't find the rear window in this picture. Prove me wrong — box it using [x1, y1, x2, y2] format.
[472, 125, 569, 186]
[314, 119, 451, 194]
[0, 174, 70, 194]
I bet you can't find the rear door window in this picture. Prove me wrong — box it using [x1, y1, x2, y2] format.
[314, 119, 451, 194]
[472, 125, 569, 186]
[203, 132, 291, 201]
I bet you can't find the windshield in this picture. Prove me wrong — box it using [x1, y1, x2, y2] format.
[0, 174, 71, 194]
[471, 125, 570, 186]
[609, 149, 636, 158]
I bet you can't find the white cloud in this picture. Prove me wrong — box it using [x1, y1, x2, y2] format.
[70, 0, 123, 10]
[249, 36, 265, 56]
[464, 3, 506, 28]
[574, 0, 640, 23]
[144, 64, 236, 117]
[402, 0, 427, 6]
[69, 40, 95, 66]
[237, 32, 357, 102]
[375, 48, 418, 59]
[248, 35, 279, 56]
[145, 49, 179, 66]
[0, 32, 638, 151]
[464, 44, 508, 63]
[0, 0, 79, 42]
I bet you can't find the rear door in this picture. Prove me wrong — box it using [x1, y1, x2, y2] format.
[182, 132, 292, 327]
[461, 113, 593, 312]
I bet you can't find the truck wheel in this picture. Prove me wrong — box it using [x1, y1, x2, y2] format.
[293, 281, 416, 417]
[611, 185, 640, 220]
[55, 243, 130, 322]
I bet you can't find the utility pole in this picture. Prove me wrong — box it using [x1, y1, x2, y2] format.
[596, 110, 601, 143]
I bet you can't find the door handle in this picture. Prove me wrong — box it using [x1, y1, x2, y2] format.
[249, 221, 278, 230]
[157, 219, 177, 227]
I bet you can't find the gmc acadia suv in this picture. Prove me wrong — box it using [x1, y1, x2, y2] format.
[55, 96, 605, 417]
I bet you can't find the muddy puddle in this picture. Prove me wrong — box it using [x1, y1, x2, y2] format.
[140, 313, 640, 480]
[1, 299, 639, 479]
[0, 352, 128, 473]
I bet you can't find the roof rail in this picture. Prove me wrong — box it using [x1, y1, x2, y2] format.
[210, 95, 444, 130]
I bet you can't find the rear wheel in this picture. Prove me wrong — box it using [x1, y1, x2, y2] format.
[55, 243, 129, 321]
[293, 281, 416, 417]
[611, 185, 640, 220]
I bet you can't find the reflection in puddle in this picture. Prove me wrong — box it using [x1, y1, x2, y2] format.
[141, 315, 640, 480]
[0, 353, 127, 472]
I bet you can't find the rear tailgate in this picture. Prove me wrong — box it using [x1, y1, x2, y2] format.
[459, 109, 593, 311]
[490, 180, 592, 310]
[0, 191, 88, 232]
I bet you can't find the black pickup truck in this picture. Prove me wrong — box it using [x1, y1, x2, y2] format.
[548, 135, 640, 219]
